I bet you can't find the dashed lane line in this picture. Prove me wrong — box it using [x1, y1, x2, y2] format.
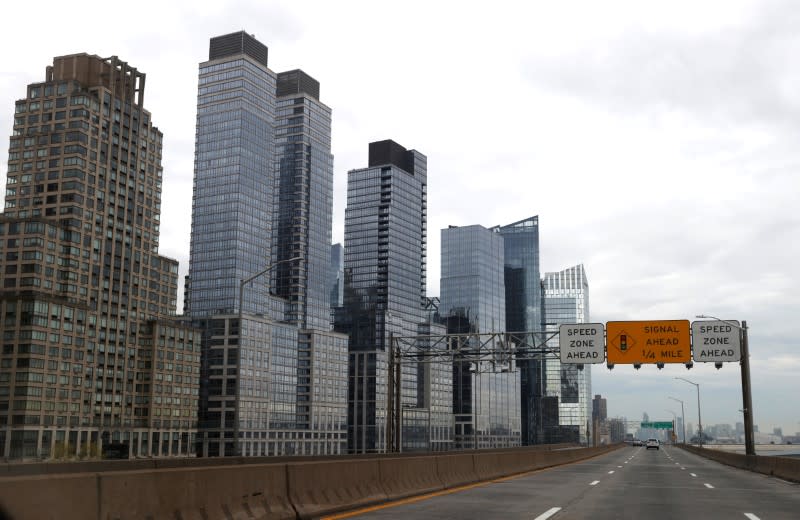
[608, 470, 615, 474]
[690, 473, 697, 477]
[534, 507, 562, 520]
[704, 483, 715, 489]
[590, 480, 600, 486]
[744, 514, 761, 520]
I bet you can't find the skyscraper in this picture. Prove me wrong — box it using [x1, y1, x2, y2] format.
[0, 54, 200, 459]
[493, 216, 543, 445]
[542, 264, 592, 443]
[338, 139, 427, 453]
[592, 394, 607, 423]
[187, 32, 346, 457]
[439, 225, 520, 448]
[273, 69, 333, 331]
[188, 32, 276, 319]
[329, 243, 344, 311]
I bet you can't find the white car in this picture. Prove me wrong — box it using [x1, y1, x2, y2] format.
[646, 438, 660, 450]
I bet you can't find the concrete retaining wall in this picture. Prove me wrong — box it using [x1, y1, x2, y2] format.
[680, 445, 800, 483]
[0, 444, 621, 520]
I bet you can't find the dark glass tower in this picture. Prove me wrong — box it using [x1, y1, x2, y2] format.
[492, 216, 543, 445]
[339, 140, 427, 453]
[187, 32, 346, 457]
[188, 32, 276, 318]
[440, 225, 521, 449]
[273, 69, 332, 331]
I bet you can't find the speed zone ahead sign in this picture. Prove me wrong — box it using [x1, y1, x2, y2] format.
[559, 323, 605, 364]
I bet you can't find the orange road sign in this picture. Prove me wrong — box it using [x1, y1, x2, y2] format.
[606, 320, 691, 364]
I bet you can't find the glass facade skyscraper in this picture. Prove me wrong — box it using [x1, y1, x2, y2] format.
[338, 140, 428, 453]
[492, 216, 544, 445]
[329, 243, 344, 310]
[188, 32, 276, 319]
[542, 264, 592, 444]
[187, 32, 346, 457]
[273, 70, 333, 331]
[440, 225, 521, 449]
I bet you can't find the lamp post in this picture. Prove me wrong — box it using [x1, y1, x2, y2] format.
[234, 255, 302, 455]
[675, 377, 702, 447]
[669, 396, 686, 444]
[665, 409, 677, 444]
[696, 315, 754, 456]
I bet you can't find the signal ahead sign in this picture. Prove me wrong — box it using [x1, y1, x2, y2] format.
[691, 320, 741, 362]
[606, 320, 691, 364]
[559, 323, 605, 364]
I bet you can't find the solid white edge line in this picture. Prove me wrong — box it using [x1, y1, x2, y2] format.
[704, 483, 714, 489]
[744, 514, 761, 520]
[590, 480, 600, 486]
[534, 506, 562, 520]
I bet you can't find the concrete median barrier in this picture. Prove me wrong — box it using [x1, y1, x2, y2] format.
[680, 445, 800, 483]
[435, 453, 479, 488]
[0, 473, 99, 520]
[379, 456, 444, 501]
[97, 463, 294, 520]
[288, 458, 386, 519]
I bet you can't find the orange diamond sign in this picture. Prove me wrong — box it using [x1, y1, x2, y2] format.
[606, 320, 690, 364]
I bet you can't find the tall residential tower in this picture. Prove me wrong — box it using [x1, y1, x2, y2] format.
[187, 32, 346, 457]
[0, 54, 200, 459]
[338, 140, 428, 453]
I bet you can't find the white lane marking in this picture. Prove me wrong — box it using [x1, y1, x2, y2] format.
[690, 473, 697, 477]
[534, 507, 562, 520]
[590, 480, 600, 486]
[608, 470, 615, 474]
[744, 514, 761, 520]
[617, 466, 622, 468]
[675, 463, 680, 465]
[624, 461, 628, 464]
[680, 467, 686, 470]
[704, 483, 714, 489]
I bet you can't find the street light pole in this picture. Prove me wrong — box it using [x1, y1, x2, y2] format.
[234, 255, 302, 456]
[675, 377, 702, 447]
[669, 396, 686, 444]
[696, 315, 755, 456]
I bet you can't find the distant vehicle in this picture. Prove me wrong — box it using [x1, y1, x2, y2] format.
[632, 439, 643, 447]
[646, 438, 659, 450]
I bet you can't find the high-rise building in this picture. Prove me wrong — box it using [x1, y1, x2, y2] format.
[0, 54, 200, 459]
[338, 139, 428, 453]
[329, 243, 344, 310]
[542, 264, 592, 443]
[439, 224, 520, 449]
[492, 216, 543, 445]
[273, 69, 333, 331]
[592, 394, 607, 423]
[187, 32, 346, 457]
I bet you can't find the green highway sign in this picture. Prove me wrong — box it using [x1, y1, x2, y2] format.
[640, 421, 673, 429]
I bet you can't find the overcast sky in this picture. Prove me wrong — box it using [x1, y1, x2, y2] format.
[1, 0, 798, 435]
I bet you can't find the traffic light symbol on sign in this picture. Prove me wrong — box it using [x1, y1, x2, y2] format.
[620, 334, 627, 351]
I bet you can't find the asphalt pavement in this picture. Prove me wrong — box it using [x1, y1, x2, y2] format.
[324, 445, 800, 519]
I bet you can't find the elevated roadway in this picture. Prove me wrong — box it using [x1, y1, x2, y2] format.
[329, 445, 800, 519]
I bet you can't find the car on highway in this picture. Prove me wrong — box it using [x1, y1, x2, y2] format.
[632, 439, 643, 447]
[646, 438, 660, 450]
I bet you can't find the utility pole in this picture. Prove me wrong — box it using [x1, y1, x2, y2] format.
[741, 321, 755, 456]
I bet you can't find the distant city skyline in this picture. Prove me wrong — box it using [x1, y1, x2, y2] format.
[0, 1, 797, 435]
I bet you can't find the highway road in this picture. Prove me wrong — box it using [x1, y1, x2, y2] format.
[325, 446, 800, 519]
